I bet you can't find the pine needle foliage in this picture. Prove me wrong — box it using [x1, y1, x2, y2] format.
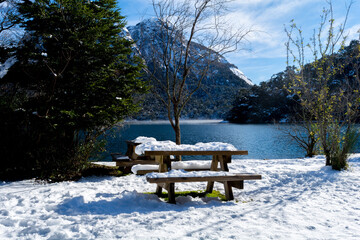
[0, 0, 147, 180]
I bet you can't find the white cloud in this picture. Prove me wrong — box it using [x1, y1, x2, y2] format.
[346, 24, 360, 42]
[119, 0, 360, 84]
[222, 0, 359, 60]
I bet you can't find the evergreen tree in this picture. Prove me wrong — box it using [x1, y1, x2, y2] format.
[0, 0, 146, 180]
[226, 67, 298, 123]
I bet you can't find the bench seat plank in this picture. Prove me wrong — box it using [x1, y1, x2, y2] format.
[116, 160, 157, 167]
[146, 174, 261, 183]
[136, 168, 216, 175]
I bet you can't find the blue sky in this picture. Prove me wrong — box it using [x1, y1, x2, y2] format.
[117, 0, 360, 85]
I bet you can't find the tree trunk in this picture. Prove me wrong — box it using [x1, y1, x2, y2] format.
[305, 135, 317, 157]
[324, 149, 331, 166]
[174, 116, 181, 145]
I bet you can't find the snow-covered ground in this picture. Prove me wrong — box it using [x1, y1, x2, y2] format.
[1, 155, 360, 239]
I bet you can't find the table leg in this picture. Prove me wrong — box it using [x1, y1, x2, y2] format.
[155, 155, 166, 172]
[219, 155, 230, 171]
[206, 155, 219, 193]
[155, 155, 166, 194]
[167, 183, 175, 204]
[224, 181, 234, 200]
[164, 156, 172, 171]
[156, 185, 162, 196]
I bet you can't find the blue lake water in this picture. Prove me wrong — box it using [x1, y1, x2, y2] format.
[104, 120, 320, 161]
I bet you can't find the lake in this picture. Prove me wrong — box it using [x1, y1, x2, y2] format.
[104, 120, 320, 161]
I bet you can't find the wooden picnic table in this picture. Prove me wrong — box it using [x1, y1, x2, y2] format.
[125, 140, 142, 160]
[144, 150, 248, 172]
[144, 150, 249, 196]
[111, 140, 154, 173]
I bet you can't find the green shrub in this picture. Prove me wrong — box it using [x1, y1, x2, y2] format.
[329, 127, 359, 170]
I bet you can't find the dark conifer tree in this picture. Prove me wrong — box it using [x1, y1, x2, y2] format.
[0, 0, 146, 180]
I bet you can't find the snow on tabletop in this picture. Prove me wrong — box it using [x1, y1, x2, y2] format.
[135, 140, 237, 155]
[1, 155, 360, 239]
[146, 169, 238, 178]
[132, 136, 157, 143]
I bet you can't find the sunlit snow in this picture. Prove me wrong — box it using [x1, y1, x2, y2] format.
[1, 155, 360, 239]
[134, 138, 237, 155]
[230, 67, 254, 86]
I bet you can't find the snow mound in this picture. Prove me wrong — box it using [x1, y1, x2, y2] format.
[133, 136, 157, 143]
[135, 140, 237, 155]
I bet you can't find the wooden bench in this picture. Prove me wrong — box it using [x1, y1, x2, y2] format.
[146, 173, 261, 204]
[135, 166, 213, 175]
[111, 153, 156, 173]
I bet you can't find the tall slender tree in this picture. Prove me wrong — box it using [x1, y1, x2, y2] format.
[141, 0, 251, 144]
[285, 1, 359, 170]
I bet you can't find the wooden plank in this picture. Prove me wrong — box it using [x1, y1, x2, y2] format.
[115, 160, 157, 167]
[146, 174, 262, 183]
[144, 150, 248, 156]
[136, 168, 216, 175]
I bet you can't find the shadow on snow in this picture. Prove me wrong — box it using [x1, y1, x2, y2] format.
[55, 190, 235, 216]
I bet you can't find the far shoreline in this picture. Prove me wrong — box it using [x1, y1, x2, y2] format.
[124, 119, 226, 125]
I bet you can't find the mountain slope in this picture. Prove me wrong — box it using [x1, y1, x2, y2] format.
[126, 18, 253, 119]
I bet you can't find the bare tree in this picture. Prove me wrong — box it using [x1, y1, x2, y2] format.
[138, 0, 251, 144]
[0, 0, 19, 46]
[278, 110, 318, 158]
[285, 0, 360, 169]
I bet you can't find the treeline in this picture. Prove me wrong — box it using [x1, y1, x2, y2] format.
[226, 40, 360, 124]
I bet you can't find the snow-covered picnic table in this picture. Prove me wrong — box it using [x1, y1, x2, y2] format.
[143, 148, 256, 203]
[115, 137, 247, 173]
[124, 137, 261, 203]
[112, 137, 260, 203]
[131, 137, 248, 174]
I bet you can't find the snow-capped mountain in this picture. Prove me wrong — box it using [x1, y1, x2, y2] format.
[126, 18, 253, 119]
